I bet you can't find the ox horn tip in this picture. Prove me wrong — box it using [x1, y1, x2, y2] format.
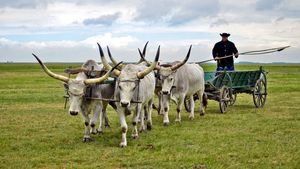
[186, 45, 192, 60]
[142, 41, 149, 56]
[97, 43, 104, 57]
[32, 53, 42, 63]
[155, 45, 160, 62]
[106, 46, 112, 57]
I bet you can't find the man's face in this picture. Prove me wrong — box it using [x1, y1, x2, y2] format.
[222, 36, 228, 41]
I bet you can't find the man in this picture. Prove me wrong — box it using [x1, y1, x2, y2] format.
[212, 33, 239, 71]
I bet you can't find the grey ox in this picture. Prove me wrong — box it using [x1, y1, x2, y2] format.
[156, 46, 207, 125]
[98, 43, 160, 147]
[32, 54, 119, 142]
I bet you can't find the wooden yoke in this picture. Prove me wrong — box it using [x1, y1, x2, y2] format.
[64, 67, 108, 78]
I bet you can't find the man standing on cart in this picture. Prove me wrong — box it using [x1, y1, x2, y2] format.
[212, 33, 239, 71]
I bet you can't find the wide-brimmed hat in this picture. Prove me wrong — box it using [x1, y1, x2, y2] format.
[220, 33, 230, 37]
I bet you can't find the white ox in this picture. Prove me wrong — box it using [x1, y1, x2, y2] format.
[32, 54, 119, 142]
[156, 46, 207, 125]
[98, 43, 159, 147]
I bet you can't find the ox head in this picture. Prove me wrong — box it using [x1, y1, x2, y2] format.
[98, 43, 160, 108]
[32, 53, 120, 116]
[157, 45, 192, 95]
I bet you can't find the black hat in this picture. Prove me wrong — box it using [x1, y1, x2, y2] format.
[220, 33, 230, 37]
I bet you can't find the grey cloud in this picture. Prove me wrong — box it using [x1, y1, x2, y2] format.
[0, 0, 114, 9]
[255, 0, 283, 11]
[0, 0, 47, 9]
[275, 16, 285, 22]
[82, 12, 120, 26]
[210, 19, 229, 27]
[135, 0, 219, 25]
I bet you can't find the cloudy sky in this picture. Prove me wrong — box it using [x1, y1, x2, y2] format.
[0, 0, 299, 63]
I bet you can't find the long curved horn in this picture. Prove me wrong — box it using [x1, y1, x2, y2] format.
[84, 62, 123, 85]
[137, 45, 160, 79]
[32, 53, 69, 82]
[107, 46, 123, 69]
[138, 41, 149, 63]
[97, 43, 121, 76]
[171, 45, 192, 71]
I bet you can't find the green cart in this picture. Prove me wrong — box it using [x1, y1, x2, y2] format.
[184, 67, 267, 113]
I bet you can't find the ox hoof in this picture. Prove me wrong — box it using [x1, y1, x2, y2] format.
[96, 129, 103, 135]
[163, 122, 169, 126]
[200, 112, 205, 116]
[189, 115, 194, 120]
[147, 123, 152, 130]
[91, 128, 97, 135]
[175, 119, 181, 123]
[82, 137, 93, 142]
[119, 142, 127, 148]
[139, 127, 145, 133]
[132, 134, 139, 139]
[105, 124, 111, 128]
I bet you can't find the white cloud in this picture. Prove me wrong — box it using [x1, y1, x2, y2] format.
[0, 0, 299, 63]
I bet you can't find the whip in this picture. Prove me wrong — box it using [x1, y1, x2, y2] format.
[195, 46, 290, 64]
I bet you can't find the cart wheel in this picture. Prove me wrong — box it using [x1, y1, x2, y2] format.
[184, 97, 191, 113]
[253, 79, 267, 108]
[219, 86, 230, 113]
[229, 93, 237, 106]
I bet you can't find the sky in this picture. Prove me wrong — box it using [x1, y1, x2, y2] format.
[0, 0, 299, 63]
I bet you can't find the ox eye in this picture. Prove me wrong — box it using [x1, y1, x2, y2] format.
[119, 86, 122, 90]
[169, 78, 173, 81]
[132, 85, 137, 91]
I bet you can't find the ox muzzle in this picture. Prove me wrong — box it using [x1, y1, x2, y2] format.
[69, 111, 79, 116]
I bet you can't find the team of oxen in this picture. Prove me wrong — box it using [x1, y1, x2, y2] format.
[32, 42, 207, 147]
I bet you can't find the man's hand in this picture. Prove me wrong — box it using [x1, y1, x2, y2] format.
[234, 53, 239, 58]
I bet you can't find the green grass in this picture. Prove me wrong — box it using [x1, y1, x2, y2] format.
[0, 63, 299, 168]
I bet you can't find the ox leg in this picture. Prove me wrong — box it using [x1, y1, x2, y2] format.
[90, 102, 102, 135]
[162, 94, 170, 126]
[97, 102, 110, 133]
[118, 110, 128, 147]
[82, 112, 92, 142]
[103, 102, 111, 128]
[175, 95, 184, 123]
[138, 104, 146, 133]
[157, 92, 163, 115]
[188, 95, 195, 120]
[198, 91, 205, 116]
[146, 99, 153, 130]
[131, 109, 139, 139]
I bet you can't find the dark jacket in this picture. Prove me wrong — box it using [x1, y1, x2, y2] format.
[212, 40, 238, 67]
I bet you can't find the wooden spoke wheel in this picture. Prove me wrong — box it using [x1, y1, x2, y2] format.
[184, 97, 191, 113]
[219, 86, 231, 113]
[228, 93, 237, 106]
[253, 79, 267, 108]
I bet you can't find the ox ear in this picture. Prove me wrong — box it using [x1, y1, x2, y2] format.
[63, 82, 69, 90]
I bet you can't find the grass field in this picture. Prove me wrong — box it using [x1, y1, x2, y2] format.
[0, 63, 299, 168]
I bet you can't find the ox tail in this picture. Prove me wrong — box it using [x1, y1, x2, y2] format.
[202, 93, 208, 108]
